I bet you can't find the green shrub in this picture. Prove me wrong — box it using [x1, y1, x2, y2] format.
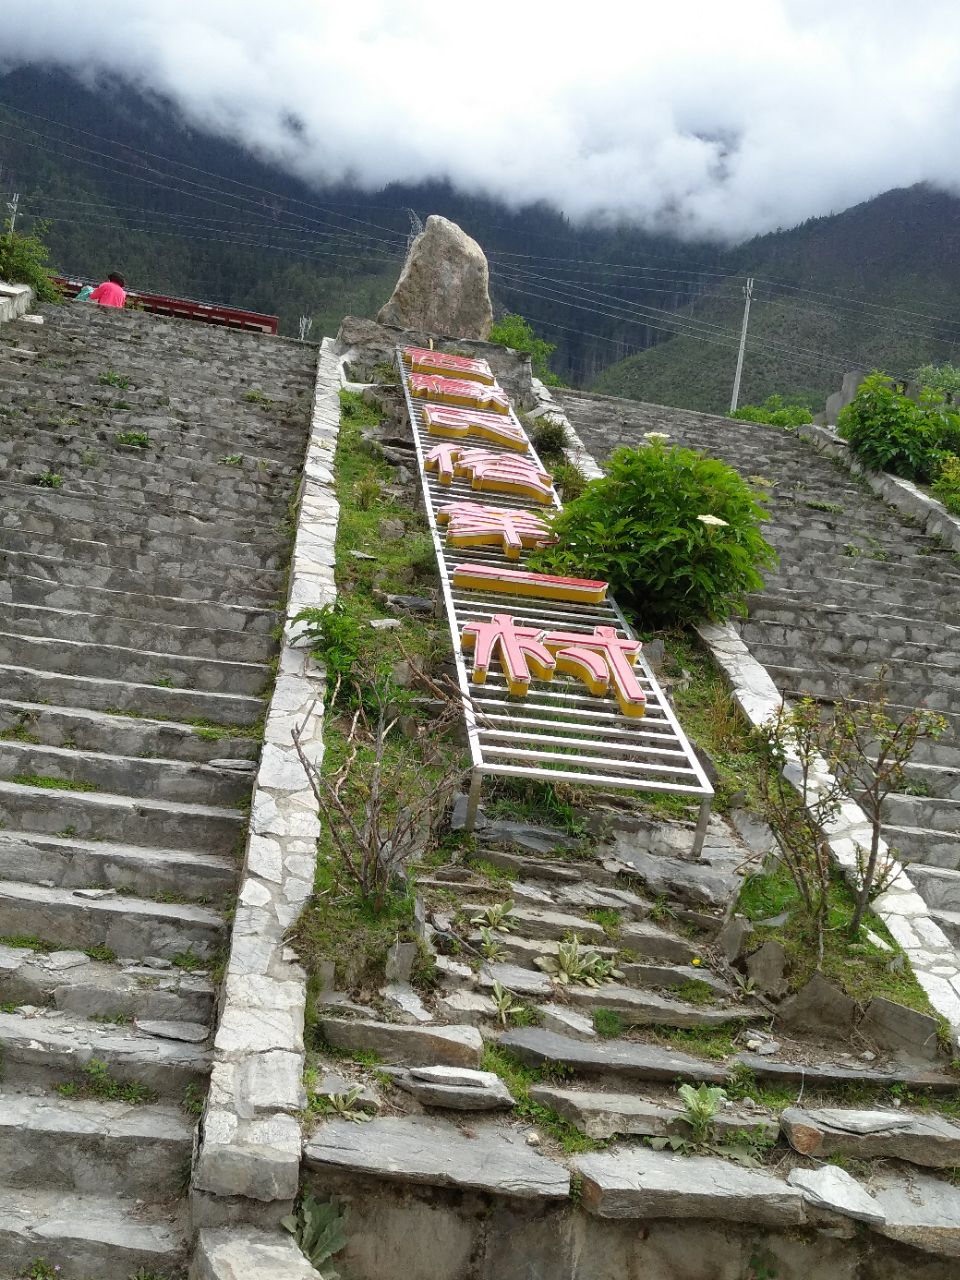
[915, 363, 960, 400]
[533, 440, 776, 626]
[734, 394, 812, 427]
[530, 416, 569, 460]
[0, 220, 59, 302]
[837, 372, 960, 482]
[487, 313, 560, 384]
[933, 454, 960, 515]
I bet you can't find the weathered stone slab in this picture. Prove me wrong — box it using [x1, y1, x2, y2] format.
[787, 1166, 885, 1225]
[563, 983, 758, 1029]
[776, 972, 856, 1038]
[305, 1115, 569, 1199]
[618, 921, 699, 965]
[499, 1028, 726, 1084]
[318, 1018, 482, 1068]
[619, 961, 731, 996]
[480, 963, 553, 997]
[608, 842, 739, 907]
[535, 1003, 597, 1040]
[573, 1147, 805, 1225]
[781, 1106, 960, 1168]
[745, 941, 788, 998]
[859, 996, 942, 1062]
[192, 1226, 319, 1280]
[530, 1086, 778, 1142]
[733, 1052, 958, 1092]
[393, 1066, 514, 1111]
[871, 1171, 960, 1256]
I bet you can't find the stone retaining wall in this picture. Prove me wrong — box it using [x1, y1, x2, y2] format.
[0, 280, 34, 323]
[191, 337, 342, 1226]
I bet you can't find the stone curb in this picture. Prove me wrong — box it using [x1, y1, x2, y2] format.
[191, 337, 341, 1225]
[798, 422, 960, 555]
[0, 280, 35, 324]
[528, 383, 960, 1044]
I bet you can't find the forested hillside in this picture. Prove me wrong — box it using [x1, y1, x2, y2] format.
[2, 66, 960, 413]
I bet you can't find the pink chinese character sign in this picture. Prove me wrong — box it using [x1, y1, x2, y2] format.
[436, 501, 553, 560]
[425, 444, 555, 504]
[410, 372, 510, 415]
[460, 614, 647, 718]
[451, 563, 608, 605]
[402, 346, 495, 385]
[423, 404, 528, 451]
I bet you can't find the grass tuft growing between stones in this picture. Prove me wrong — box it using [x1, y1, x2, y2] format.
[480, 1044, 603, 1154]
[55, 1057, 157, 1106]
[9, 773, 98, 793]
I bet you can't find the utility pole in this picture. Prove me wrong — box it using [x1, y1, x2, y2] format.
[6, 192, 20, 234]
[729, 276, 753, 414]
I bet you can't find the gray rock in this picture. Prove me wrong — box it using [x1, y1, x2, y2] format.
[394, 1067, 514, 1111]
[369, 617, 401, 631]
[385, 941, 419, 983]
[386, 593, 434, 616]
[376, 215, 494, 340]
[318, 1018, 482, 1068]
[610, 843, 738, 907]
[641, 638, 665, 672]
[434, 990, 497, 1025]
[732, 1053, 957, 1092]
[781, 1106, 960, 1168]
[193, 1226, 320, 1280]
[383, 982, 433, 1024]
[209, 757, 257, 772]
[787, 1165, 885, 1225]
[378, 518, 405, 542]
[531, 1086, 778, 1142]
[305, 1115, 569, 1198]
[500, 1028, 726, 1084]
[744, 1034, 781, 1056]
[573, 1147, 804, 1225]
[859, 997, 942, 1063]
[480, 963, 552, 998]
[746, 940, 789, 998]
[871, 1171, 960, 1256]
[776, 972, 856, 1038]
[136, 1019, 209, 1043]
[618, 921, 698, 965]
[480, 821, 577, 856]
[536, 1003, 597, 1040]
[717, 913, 753, 963]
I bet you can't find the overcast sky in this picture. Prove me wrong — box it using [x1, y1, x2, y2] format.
[3, 0, 960, 242]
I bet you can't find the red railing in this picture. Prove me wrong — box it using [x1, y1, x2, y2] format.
[53, 277, 279, 335]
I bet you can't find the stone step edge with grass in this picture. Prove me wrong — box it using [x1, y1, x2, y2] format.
[533, 389, 960, 1049]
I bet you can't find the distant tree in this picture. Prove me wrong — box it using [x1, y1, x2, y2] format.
[914, 363, 960, 401]
[734, 394, 813, 427]
[0, 218, 59, 302]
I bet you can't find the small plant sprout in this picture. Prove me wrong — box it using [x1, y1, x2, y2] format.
[281, 1194, 348, 1277]
[470, 899, 515, 933]
[535, 934, 623, 987]
[312, 1085, 372, 1123]
[490, 980, 532, 1027]
[479, 927, 507, 962]
[677, 1083, 727, 1144]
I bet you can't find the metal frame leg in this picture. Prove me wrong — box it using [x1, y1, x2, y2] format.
[692, 797, 711, 859]
[464, 768, 483, 833]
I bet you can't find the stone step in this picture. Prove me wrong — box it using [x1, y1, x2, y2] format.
[2, 598, 276, 664]
[0, 778, 245, 854]
[731, 1052, 958, 1092]
[886, 760, 960, 802]
[572, 1147, 804, 1226]
[1, 661, 265, 726]
[927, 908, 960, 947]
[746, 596, 960, 643]
[0, 944, 215, 1024]
[0, 629, 270, 696]
[0, 880, 227, 960]
[741, 621, 960, 673]
[305, 1114, 569, 1200]
[2, 562, 280, 636]
[0, 739, 253, 807]
[0, 1185, 186, 1280]
[318, 1018, 483, 1068]
[906, 864, 960, 915]
[757, 659, 960, 718]
[0, 697, 260, 765]
[529, 1085, 779, 1142]
[0, 1007, 210, 1095]
[780, 1105, 960, 1169]
[881, 822, 960, 871]
[467, 904, 607, 945]
[749, 579, 960, 621]
[618, 920, 701, 965]
[877, 791, 960, 834]
[0, 828, 236, 904]
[0, 530, 285, 605]
[498, 1027, 726, 1084]
[0, 1092, 194, 1196]
[2, 488, 288, 572]
[0, 479, 289, 559]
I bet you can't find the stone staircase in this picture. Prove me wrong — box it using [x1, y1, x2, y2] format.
[0, 300, 313, 1277]
[560, 392, 960, 949]
[299, 805, 960, 1277]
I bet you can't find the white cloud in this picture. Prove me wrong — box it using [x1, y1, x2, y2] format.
[3, 0, 960, 240]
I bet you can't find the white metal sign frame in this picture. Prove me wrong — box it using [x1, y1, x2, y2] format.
[396, 348, 714, 853]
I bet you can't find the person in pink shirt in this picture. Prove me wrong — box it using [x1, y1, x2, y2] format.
[89, 272, 127, 307]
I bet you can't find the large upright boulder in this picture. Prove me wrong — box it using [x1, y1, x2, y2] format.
[377, 215, 493, 339]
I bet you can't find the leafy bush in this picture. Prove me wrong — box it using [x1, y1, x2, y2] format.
[914, 362, 960, 400]
[933, 454, 960, 515]
[281, 1194, 348, 1277]
[837, 372, 960, 482]
[487, 313, 560, 384]
[533, 440, 776, 626]
[0, 220, 59, 302]
[734, 394, 812, 427]
[530, 415, 568, 460]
